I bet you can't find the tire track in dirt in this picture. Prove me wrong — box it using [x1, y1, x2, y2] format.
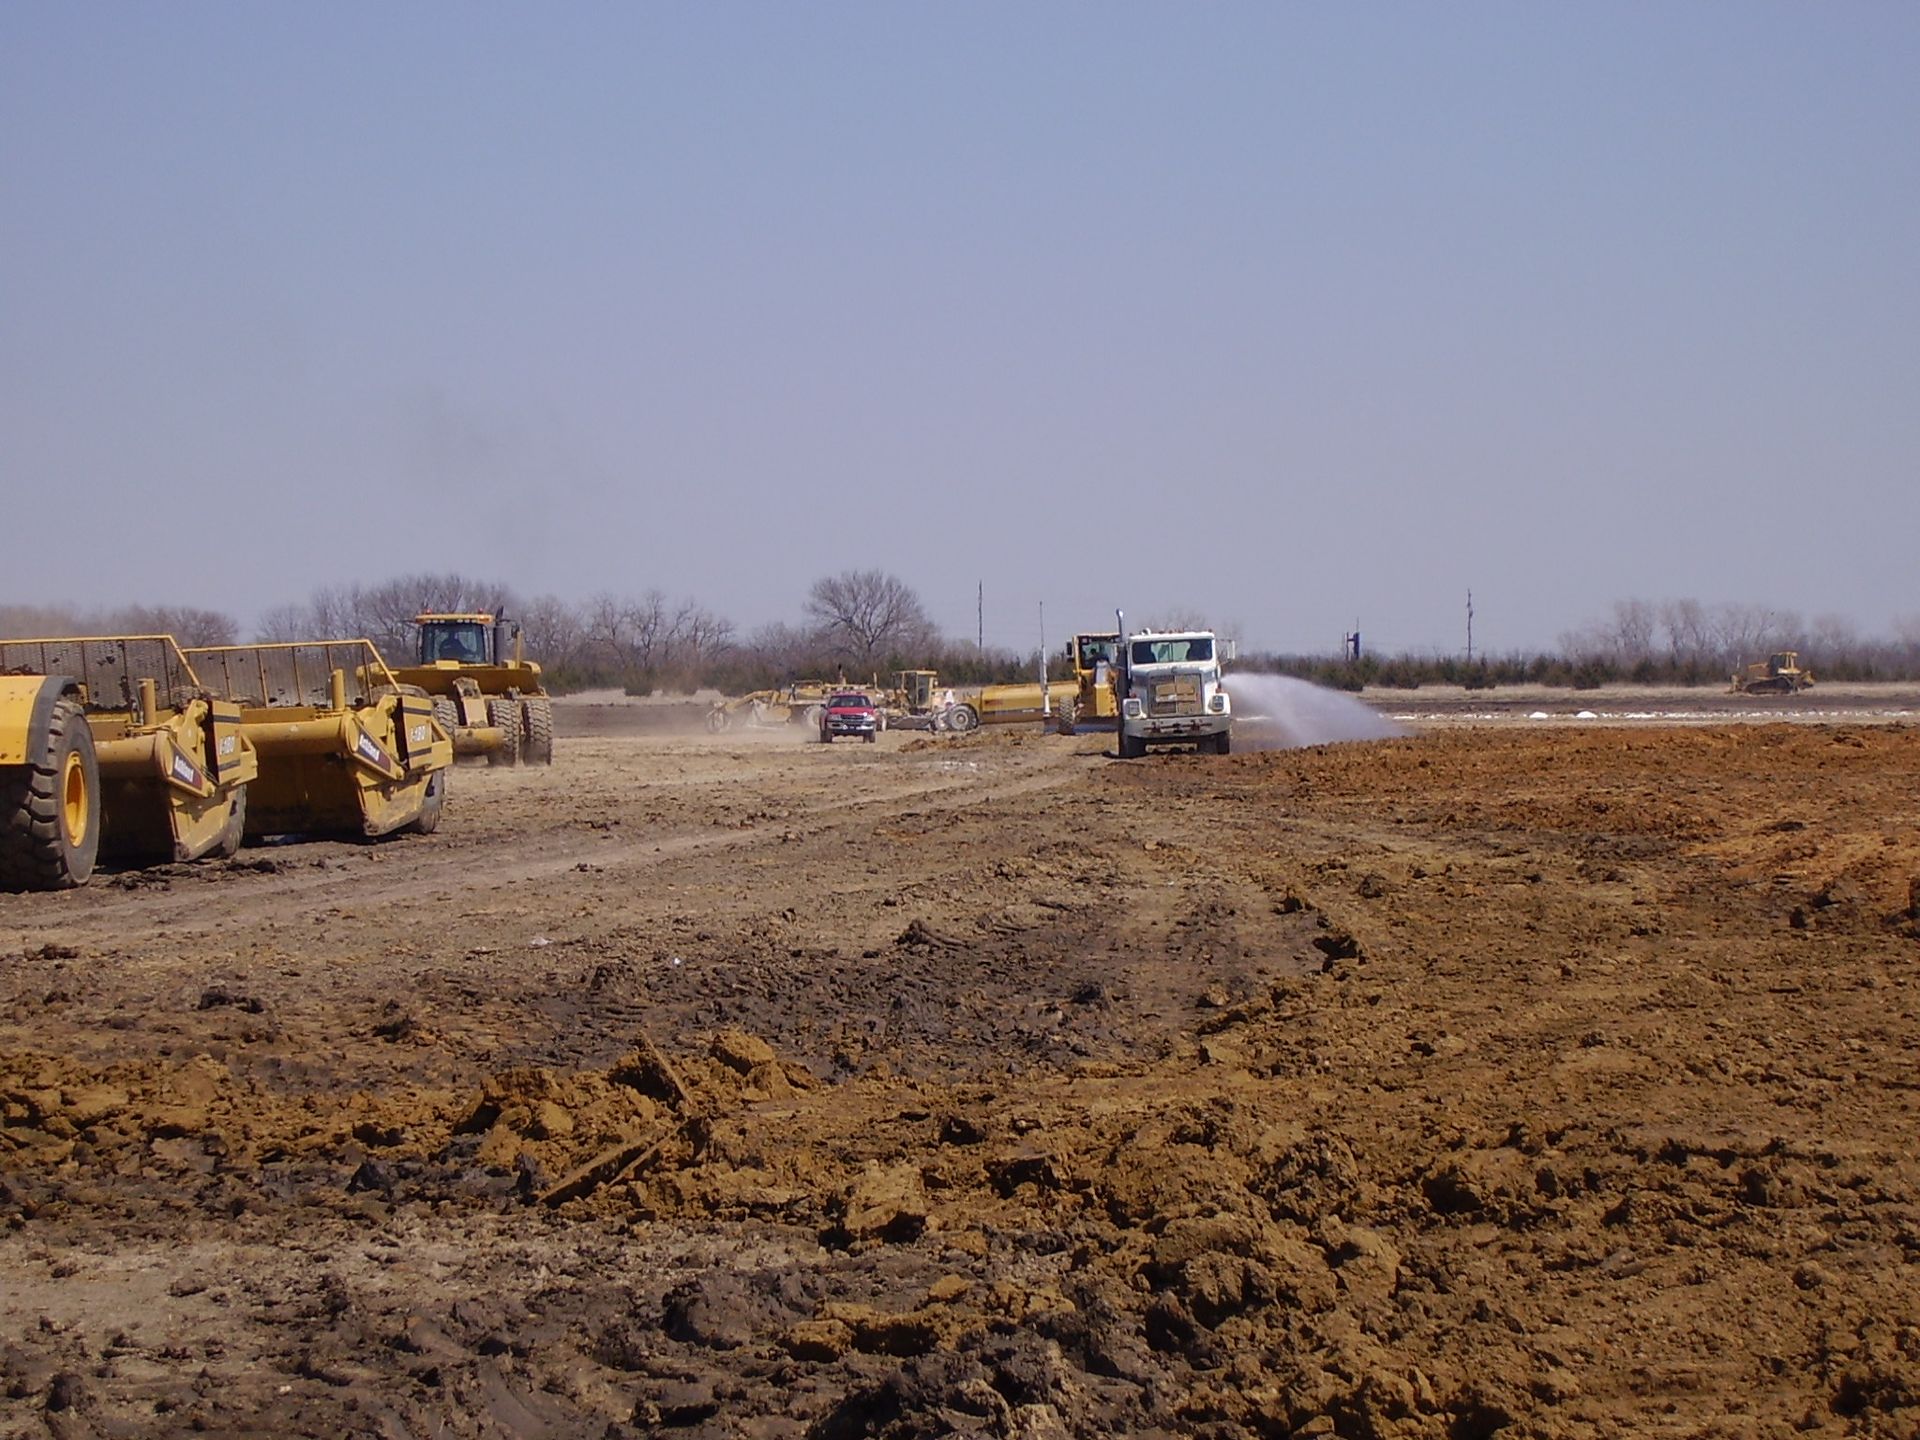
[0, 743, 1099, 954]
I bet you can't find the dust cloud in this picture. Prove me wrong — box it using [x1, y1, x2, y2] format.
[1226, 673, 1404, 751]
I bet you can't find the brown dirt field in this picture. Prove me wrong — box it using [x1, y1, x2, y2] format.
[3, 702, 1919, 1438]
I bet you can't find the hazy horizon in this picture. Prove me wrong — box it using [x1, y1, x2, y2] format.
[6, 5, 1915, 654]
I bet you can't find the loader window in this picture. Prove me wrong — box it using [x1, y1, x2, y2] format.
[421, 622, 488, 665]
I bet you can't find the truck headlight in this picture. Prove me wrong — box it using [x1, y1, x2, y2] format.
[1123, 698, 1142, 719]
[1209, 694, 1228, 714]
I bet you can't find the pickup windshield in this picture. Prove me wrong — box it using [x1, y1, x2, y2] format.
[829, 693, 872, 708]
[1131, 637, 1212, 665]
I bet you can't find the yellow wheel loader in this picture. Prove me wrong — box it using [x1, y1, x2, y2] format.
[0, 637, 259, 889]
[388, 613, 554, 766]
[184, 641, 452, 839]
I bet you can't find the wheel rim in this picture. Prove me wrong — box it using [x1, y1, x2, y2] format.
[61, 750, 89, 847]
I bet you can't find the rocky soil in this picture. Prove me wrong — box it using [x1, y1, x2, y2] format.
[3, 698, 1918, 1438]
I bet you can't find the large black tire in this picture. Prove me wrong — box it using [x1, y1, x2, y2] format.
[1117, 730, 1146, 760]
[1213, 731, 1232, 756]
[522, 697, 555, 765]
[486, 697, 521, 766]
[431, 696, 459, 739]
[408, 767, 447, 834]
[1056, 700, 1078, 736]
[214, 785, 248, 858]
[1, 695, 100, 891]
[946, 704, 980, 734]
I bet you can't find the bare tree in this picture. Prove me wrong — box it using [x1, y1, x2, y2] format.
[0, 605, 83, 640]
[666, 598, 735, 673]
[582, 591, 662, 673]
[1895, 613, 1920, 664]
[804, 570, 933, 668]
[254, 602, 316, 643]
[516, 593, 585, 670]
[108, 605, 238, 647]
[1658, 598, 1710, 665]
[1608, 599, 1656, 661]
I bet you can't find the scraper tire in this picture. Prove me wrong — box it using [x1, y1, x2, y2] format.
[0, 694, 99, 891]
[214, 786, 248, 857]
[408, 767, 447, 834]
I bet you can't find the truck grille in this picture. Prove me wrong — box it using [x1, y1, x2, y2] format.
[1149, 678, 1201, 716]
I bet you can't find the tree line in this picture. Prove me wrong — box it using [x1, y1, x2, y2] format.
[6, 585, 1920, 692]
[1251, 599, 1920, 691]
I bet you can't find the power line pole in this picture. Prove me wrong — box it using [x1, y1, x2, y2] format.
[1466, 590, 1475, 663]
[977, 581, 983, 653]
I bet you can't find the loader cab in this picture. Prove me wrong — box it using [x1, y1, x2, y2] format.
[415, 613, 517, 668]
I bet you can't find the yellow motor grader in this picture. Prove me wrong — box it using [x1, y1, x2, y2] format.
[388, 613, 554, 766]
[184, 640, 452, 839]
[941, 632, 1123, 735]
[0, 636, 258, 891]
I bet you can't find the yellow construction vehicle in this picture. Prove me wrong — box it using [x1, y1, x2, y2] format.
[706, 680, 839, 733]
[388, 613, 554, 766]
[1730, 651, 1815, 695]
[1, 674, 98, 890]
[942, 632, 1122, 735]
[875, 670, 945, 731]
[184, 641, 452, 839]
[1, 637, 258, 890]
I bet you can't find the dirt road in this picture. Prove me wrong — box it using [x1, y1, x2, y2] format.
[3, 699, 1918, 1438]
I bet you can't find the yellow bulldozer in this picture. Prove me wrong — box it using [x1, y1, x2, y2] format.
[1730, 651, 1815, 695]
[1, 636, 258, 891]
[184, 640, 452, 839]
[388, 613, 554, 766]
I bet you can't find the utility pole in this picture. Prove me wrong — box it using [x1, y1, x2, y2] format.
[977, 581, 983, 653]
[1039, 601, 1049, 718]
[1466, 590, 1475, 664]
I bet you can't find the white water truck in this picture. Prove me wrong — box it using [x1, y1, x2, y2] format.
[1114, 609, 1234, 758]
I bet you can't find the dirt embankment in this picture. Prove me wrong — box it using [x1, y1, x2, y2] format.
[3, 720, 1919, 1438]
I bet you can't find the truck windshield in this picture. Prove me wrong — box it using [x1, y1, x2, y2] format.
[1131, 637, 1212, 665]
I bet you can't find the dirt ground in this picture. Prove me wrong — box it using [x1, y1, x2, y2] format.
[3, 691, 1919, 1439]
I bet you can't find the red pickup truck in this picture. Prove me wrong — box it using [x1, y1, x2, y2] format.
[819, 691, 880, 743]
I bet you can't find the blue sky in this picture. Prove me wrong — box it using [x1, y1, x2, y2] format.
[4, 4, 1915, 653]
